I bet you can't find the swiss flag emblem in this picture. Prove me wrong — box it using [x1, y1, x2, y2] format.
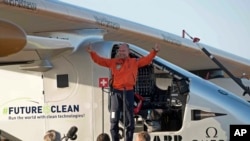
[99, 77, 109, 88]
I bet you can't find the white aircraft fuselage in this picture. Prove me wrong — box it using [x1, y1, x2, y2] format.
[0, 40, 249, 141]
[0, 1, 250, 141]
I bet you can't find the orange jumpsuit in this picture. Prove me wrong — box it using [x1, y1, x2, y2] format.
[90, 49, 157, 141]
[90, 50, 157, 90]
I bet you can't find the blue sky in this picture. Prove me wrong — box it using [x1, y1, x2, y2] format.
[59, 0, 250, 59]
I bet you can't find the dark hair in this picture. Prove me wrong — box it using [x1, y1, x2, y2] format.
[96, 133, 110, 141]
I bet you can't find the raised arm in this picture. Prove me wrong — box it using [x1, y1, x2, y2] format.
[87, 44, 112, 67]
[138, 43, 160, 67]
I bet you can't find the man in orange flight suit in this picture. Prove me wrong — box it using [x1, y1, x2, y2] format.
[87, 43, 159, 141]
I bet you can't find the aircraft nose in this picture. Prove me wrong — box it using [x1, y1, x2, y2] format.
[0, 19, 27, 57]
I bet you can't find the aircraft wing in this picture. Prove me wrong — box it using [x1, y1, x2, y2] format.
[0, 0, 249, 76]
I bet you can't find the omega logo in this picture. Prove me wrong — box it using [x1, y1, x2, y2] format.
[206, 127, 218, 138]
